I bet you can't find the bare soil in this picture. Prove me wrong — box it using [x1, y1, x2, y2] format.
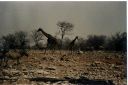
[0, 50, 126, 85]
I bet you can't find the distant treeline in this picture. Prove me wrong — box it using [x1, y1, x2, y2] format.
[77, 32, 126, 52]
[0, 31, 126, 52]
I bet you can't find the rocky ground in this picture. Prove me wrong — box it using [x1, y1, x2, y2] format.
[0, 50, 127, 85]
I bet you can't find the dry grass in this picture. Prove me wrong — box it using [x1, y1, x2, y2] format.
[0, 50, 126, 85]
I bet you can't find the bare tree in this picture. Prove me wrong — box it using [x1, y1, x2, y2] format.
[31, 29, 44, 49]
[57, 21, 74, 48]
[15, 31, 29, 49]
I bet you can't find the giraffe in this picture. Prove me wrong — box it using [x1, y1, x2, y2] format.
[68, 36, 78, 54]
[37, 28, 60, 53]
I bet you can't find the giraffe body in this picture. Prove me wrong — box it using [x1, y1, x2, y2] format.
[37, 28, 60, 52]
[68, 36, 78, 53]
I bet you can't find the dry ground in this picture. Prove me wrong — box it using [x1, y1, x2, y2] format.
[0, 50, 126, 85]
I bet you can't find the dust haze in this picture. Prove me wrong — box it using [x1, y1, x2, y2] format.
[0, 1, 126, 38]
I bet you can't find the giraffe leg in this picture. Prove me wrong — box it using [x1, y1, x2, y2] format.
[59, 47, 61, 55]
[46, 43, 51, 54]
[69, 49, 71, 54]
[71, 49, 73, 54]
[70, 47, 73, 54]
[71, 46, 74, 54]
[51, 45, 55, 54]
[44, 47, 47, 54]
[0, 58, 2, 67]
[68, 47, 71, 55]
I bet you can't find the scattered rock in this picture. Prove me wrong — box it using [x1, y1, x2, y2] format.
[0, 51, 126, 85]
[45, 66, 56, 70]
[60, 57, 64, 61]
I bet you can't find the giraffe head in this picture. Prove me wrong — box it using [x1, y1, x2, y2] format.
[37, 28, 43, 32]
[76, 36, 78, 39]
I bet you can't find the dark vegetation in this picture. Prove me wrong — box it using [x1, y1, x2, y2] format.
[0, 21, 126, 67]
[0, 28, 127, 53]
[79, 32, 127, 52]
[0, 31, 29, 66]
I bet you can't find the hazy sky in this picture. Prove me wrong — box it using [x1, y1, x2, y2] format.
[0, 1, 126, 39]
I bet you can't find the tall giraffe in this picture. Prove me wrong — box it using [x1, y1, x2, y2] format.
[37, 28, 59, 53]
[68, 36, 78, 53]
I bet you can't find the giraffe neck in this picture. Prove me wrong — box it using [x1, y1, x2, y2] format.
[71, 37, 78, 44]
[73, 37, 78, 42]
[39, 29, 52, 38]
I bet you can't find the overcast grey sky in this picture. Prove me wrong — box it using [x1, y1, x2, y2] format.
[0, 1, 126, 39]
